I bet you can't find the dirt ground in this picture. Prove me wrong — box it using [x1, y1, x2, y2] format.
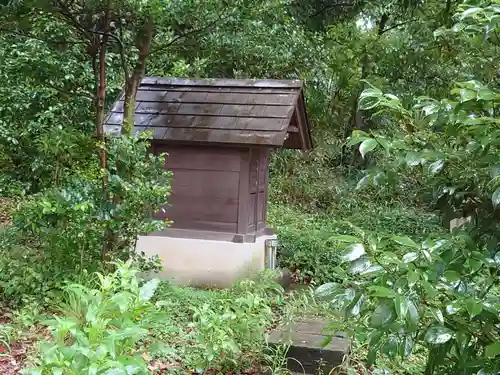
[0, 196, 15, 226]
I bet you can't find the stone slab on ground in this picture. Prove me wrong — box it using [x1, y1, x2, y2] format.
[268, 317, 349, 375]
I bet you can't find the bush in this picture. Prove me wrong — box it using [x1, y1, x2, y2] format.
[24, 260, 161, 375]
[1, 134, 171, 305]
[150, 271, 284, 372]
[316, 231, 500, 375]
[269, 201, 444, 285]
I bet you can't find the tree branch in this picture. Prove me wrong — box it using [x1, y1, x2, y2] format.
[308, 2, 354, 19]
[379, 18, 419, 35]
[150, 11, 231, 56]
[0, 28, 86, 46]
[118, 17, 130, 82]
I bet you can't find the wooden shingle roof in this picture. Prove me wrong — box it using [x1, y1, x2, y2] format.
[104, 77, 312, 149]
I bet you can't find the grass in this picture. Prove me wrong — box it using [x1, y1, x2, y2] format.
[0, 267, 428, 375]
[268, 201, 444, 285]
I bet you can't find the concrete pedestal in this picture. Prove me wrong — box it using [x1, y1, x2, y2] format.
[136, 234, 276, 288]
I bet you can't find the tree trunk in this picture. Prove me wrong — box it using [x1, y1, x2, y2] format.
[122, 16, 154, 136]
[95, 9, 111, 259]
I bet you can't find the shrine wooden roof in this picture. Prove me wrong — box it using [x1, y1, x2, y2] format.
[104, 77, 312, 149]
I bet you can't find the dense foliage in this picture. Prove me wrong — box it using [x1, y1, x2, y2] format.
[0, 0, 499, 373]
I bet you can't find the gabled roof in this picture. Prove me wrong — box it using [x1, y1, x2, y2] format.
[104, 77, 312, 149]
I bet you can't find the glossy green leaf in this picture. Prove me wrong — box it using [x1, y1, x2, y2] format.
[457, 88, 477, 102]
[315, 282, 341, 300]
[330, 235, 360, 243]
[139, 278, 160, 302]
[348, 130, 371, 146]
[407, 269, 419, 287]
[485, 342, 500, 358]
[368, 286, 396, 299]
[359, 265, 384, 276]
[428, 160, 444, 174]
[465, 298, 483, 317]
[359, 139, 378, 159]
[443, 270, 461, 283]
[446, 302, 461, 315]
[348, 257, 372, 274]
[405, 152, 424, 167]
[391, 236, 419, 249]
[346, 293, 364, 317]
[492, 187, 500, 207]
[430, 308, 444, 325]
[341, 243, 366, 262]
[370, 303, 394, 328]
[422, 250, 432, 262]
[424, 326, 454, 344]
[394, 294, 407, 319]
[356, 174, 371, 190]
[406, 299, 419, 325]
[460, 7, 483, 19]
[402, 252, 419, 263]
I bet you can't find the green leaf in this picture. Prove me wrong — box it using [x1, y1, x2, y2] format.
[456, 88, 477, 102]
[492, 187, 500, 208]
[330, 235, 360, 243]
[356, 175, 371, 190]
[359, 139, 378, 159]
[424, 326, 454, 345]
[403, 336, 414, 358]
[375, 136, 390, 151]
[428, 160, 444, 174]
[348, 130, 371, 146]
[406, 300, 419, 325]
[348, 257, 372, 274]
[460, 7, 483, 19]
[405, 152, 424, 167]
[465, 298, 483, 317]
[394, 294, 407, 319]
[359, 265, 384, 276]
[391, 236, 419, 249]
[485, 342, 500, 358]
[368, 286, 396, 299]
[102, 369, 126, 375]
[346, 293, 364, 317]
[407, 269, 419, 287]
[402, 252, 419, 263]
[370, 303, 394, 328]
[477, 88, 497, 100]
[443, 270, 461, 283]
[139, 278, 160, 302]
[446, 302, 461, 315]
[315, 283, 341, 300]
[422, 249, 432, 262]
[341, 243, 366, 262]
[430, 308, 444, 325]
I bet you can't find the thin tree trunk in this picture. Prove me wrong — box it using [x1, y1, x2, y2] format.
[95, 8, 111, 259]
[122, 16, 154, 136]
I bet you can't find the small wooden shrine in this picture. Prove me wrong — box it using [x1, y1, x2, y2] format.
[105, 77, 312, 243]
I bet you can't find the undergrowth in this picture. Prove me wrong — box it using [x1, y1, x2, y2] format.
[268, 186, 444, 285]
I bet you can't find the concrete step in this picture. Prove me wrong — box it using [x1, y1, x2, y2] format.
[267, 317, 349, 375]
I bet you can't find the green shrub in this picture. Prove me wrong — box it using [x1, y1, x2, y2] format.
[150, 271, 284, 372]
[23, 260, 160, 375]
[1, 134, 170, 305]
[269, 203, 444, 284]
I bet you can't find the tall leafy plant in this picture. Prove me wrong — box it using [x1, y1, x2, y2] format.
[318, 2, 500, 374]
[3, 134, 171, 304]
[23, 260, 160, 375]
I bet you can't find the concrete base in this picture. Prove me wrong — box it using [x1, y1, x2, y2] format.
[136, 234, 276, 288]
